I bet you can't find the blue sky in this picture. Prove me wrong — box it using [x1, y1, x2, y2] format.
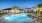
[0, 0, 42, 10]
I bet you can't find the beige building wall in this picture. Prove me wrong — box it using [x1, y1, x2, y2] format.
[7, 10, 20, 14]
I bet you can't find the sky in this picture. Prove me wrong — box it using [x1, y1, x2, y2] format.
[0, 0, 42, 10]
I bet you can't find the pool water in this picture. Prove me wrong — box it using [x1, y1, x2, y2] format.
[3, 13, 32, 21]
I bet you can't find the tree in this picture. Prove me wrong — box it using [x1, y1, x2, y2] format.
[34, 4, 42, 12]
[37, 4, 42, 8]
[12, 6, 19, 10]
[24, 8, 31, 13]
[24, 8, 31, 10]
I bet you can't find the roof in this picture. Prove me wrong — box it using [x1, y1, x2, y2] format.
[3, 8, 12, 10]
[2, 8, 23, 10]
[19, 9, 23, 10]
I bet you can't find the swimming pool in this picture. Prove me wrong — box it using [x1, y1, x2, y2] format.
[3, 13, 32, 21]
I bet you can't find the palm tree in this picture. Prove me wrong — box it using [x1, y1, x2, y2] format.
[34, 4, 42, 12]
[37, 4, 42, 8]
[34, 4, 42, 23]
